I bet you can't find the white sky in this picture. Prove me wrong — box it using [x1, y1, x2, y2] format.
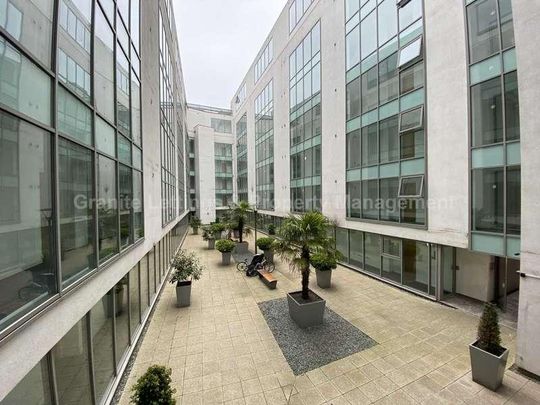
[174, 0, 288, 109]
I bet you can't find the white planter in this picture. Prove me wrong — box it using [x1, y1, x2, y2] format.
[287, 290, 326, 328]
[176, 281, 192, 307]
[316, 270, 332, 288]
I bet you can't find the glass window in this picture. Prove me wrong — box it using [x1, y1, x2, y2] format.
[0, 112, 55, 332]
[471, 77, 503, 146]
[361, 65, 378, 113]
[400, 62, 424, 95]
[403, 240, 429, 292]
[119, 165, 132, 248]
[379, 53, 399, 104]
[95, 6, 115, 122]
[118, 135, 132, 165]
[129, 264, 140, 333]
[364, 233, 380, 275]
[401, 198, 425, 225]
[134, 171, 143, 240]
[131, 0, 140, 51]
[379, 115, 399, 163]
[98, 155, 118, 262]
[506, 167, 520, 235]
[362, 179, 378, 220]
[149, 247, 156, 298]
[382, 237, 401, 282]
[0, 37, 52, 126]
[312, 62, 321, 94]
[115, 275, 130, 364]
[398, 176, 424, 197]
[346, 77, 361, 120]
[467, 0, 500, 64]
[398, 36, 422, 67]
[1, 357, 53, 404]
[57, 86, 92, 146]
[336, 228, 349, 262]
[399, 0, 422, 30]
[59, 138, 94, 286]
[499, 0, 514, 49]
[349, 230, 363, 268]
[140, 254, 149, 314]
[347, 129, 361, 169]
[504, 71, 520, 141]
[116, 44, 131, 137]
[347, 181, 362, 218]
[380, 177, 399, 222]
[346, 0, 360, 21]
[378, 0, 398, 46]
[399, 106, 423, 132]
[132, 74, 142, 146]
[361, 123, 378, 166]
[96, 117, 115, 156]
[361, 11, 377, 59]
[90, 296, 114, 404]
[400, 129, 424, 159]
[54, 319, 92, 405]
[346, 25, 360, 70]
[472, 167, 504, 233]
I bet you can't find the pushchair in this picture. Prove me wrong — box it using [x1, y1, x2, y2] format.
[236, 253, 265, 277]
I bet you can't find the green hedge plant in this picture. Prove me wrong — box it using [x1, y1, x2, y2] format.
[310, 251, 338, 272]
[169, 250, 204, 284]
[130, 365, 176, 404]
[256, 237, 275, 251]
[215, 239, 236, 253]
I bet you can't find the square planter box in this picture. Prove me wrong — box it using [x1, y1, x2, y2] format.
[207, 239, 215, 249]
[221, 252, 232, 265]
[235, 241, 249, 254]
[469, 341, 509, 391]
[287, 290, 326, 328]
[316, 269, 332, 288]
[176, 281, 192, 307]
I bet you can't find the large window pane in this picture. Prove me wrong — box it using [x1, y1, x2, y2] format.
[504, 71, 520, 141]
[400, 129, 424, 159]
[401, 198, 425, 225]
[96, 117, 115, 156]
[403, 240, 429, 293]
[362, 179, 378, 220]
[382, 237, 401, 283]
[140, 255, 149, 314]
[399, 0, 422, 30]
[360, 11, 377, 60]
[1, 0, 54, 66]
[95, 6, 115, 122]
[134, 170, 143, 240]
[0, 112, 55, 332]
[131, 74, 141, 146]
[349, 230, 363, 268]
[54, 319, 92, 405]
[346, 77, 361, 121]
[116, 44, 130, 137]
[379, 53, 399, 104]
[347, 129, 361, 169]
[361, 123, 378, 166]
[0, 357, 52, 405]
[115, 275, 130, 364]
[364, 233, 380, 275]
[467, 0, 500, 64]
[506, 167, 520, 235]
[131, 0, 140, 51]
[98, 155, 118, 262]
[471, 77, 503, 146]
[129, 265, 140, 334]
[336, 228, 349, 262]
[347, 181, 362, 218]
[0, 37, 51, 125]
[380, 177, 399, 222]
[57, 86, 92, 146]
[91, 296, 114, 404]
[361, 66, 378, 113]
[378, 0, 397, 46]
[472, 167, 504, 233]
[499, 0, 514, 49]
[119, 165, 133, 248]
[59, 138, 94, 285]
[400, 62, 424, 95]
[346, 25, 360, 70]
[379, 115, 399, 163]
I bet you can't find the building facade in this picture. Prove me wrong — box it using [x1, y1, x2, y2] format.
[230, 0, 539, 377]
[0, 0, 190, 403]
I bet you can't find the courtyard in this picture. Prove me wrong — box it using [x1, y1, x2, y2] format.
[118, 233, 539, 405]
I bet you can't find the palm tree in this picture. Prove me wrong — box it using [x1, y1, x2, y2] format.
[273, 211, 339, 300]
[228, 201, 252, 243]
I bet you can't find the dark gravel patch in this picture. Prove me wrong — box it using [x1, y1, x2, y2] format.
[258, 297, 377, 375]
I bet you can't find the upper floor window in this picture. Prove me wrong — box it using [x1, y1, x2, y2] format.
[255, 40, 273, 83]
[211, 118, 232, 133]
[289, 0, 313, 32]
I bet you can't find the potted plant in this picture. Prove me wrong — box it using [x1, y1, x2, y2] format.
[228, 201, 252, 253]
[215, 239, 235, 265]
[210, 222, 226, 240]
[131, 365, 176, 404]
[311, 251, 338, 289]
[267, 224, 276, 236]
[469, 303, 509, 391]
[256, 237, 275, 263]
[273, 212, 339, 328]
[202, 225, 215, 249]
[169, 250, 204, 307]
[190, 216, 201, 235]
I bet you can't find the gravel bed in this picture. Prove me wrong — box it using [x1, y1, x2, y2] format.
[258, 297, 377, 375]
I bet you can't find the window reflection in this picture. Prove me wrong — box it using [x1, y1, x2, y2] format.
[98, 155, 118, 262]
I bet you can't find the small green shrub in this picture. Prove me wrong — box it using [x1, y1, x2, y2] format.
[256, 237, 275, 251]
[130, 365, 176, 405]
[215, 239, 236, 253]
[210, 222, 226, 234]
[189, 216, 201, 229]
[169, 250, 204, 284]
[477, 303, 502, 354]
[310, 252, 338, 272]
[267, 224, 276, 235]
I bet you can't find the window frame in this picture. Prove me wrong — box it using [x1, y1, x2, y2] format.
[399, 105, 424, 133]
[398, 36, 423, 68]
[398, 175, 424, 198]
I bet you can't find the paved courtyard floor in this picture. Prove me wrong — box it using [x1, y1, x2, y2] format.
[118, 233, 540, 404]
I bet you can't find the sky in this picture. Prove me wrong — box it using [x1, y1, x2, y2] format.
[174, 0, 288, 109]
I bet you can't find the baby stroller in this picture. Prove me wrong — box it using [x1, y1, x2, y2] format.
[236, 253, 265, 277]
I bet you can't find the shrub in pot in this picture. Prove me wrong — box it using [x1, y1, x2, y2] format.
[215, 239, 236, 265]
[169, 250, 203, 307]
[311, 251, 338, 289]
[228, 201, 252, 253]
[273, 212, 340, 328]
[131, 365, 176, 404]
[267, 224, 276, 236]
[469, 303, 509, 391]
[256, 237, 275, 263]
[202, 226, 215, 249]
[210, 222, 226, 240]
[190, 216, 201, 235]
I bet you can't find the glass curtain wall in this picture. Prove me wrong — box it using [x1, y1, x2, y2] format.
[255, 82, 274, 210]
[215, 143, 234, 207]
[236, 114, 248, 202]
[345, 0, 426, 225]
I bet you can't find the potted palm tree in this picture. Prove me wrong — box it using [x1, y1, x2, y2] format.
[311, 251, 338, 288]
[469, 303, 509, 390]
[273, 212, 338, 328]
[190, 216, 201, 235]
[229, 201, 252, 253]
[131, 365, 176, 404]
[169, 250, 204, 307]
[215, 239, 235, 265]
[256, 237, 275, 263]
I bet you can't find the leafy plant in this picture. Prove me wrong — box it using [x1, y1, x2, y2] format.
[256, 237, 275, 251]
[273, 212, 338, 300]
[215, 239, 236, 253]
[201, 225, 214, 241]
[228, 201, 252, 243]
[190, 216, 201, 229]
[267, 224, 276, 235]
[310, 251, 338, 272]
[210, 222, 226, 237]
[477, 303, 502, 354]
[169, 250, 204, 284]
[130, 365, 176, 405]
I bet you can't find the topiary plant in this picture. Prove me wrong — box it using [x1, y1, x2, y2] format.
[190, 216, 201, 230]
[310, 251, 338, 272]
[130, 365, 176, 405]
[256, 237, 275, 252]
[169, 250, 204, 284]
[215, 239, 236, 253]
[477, 303, 502, 355]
